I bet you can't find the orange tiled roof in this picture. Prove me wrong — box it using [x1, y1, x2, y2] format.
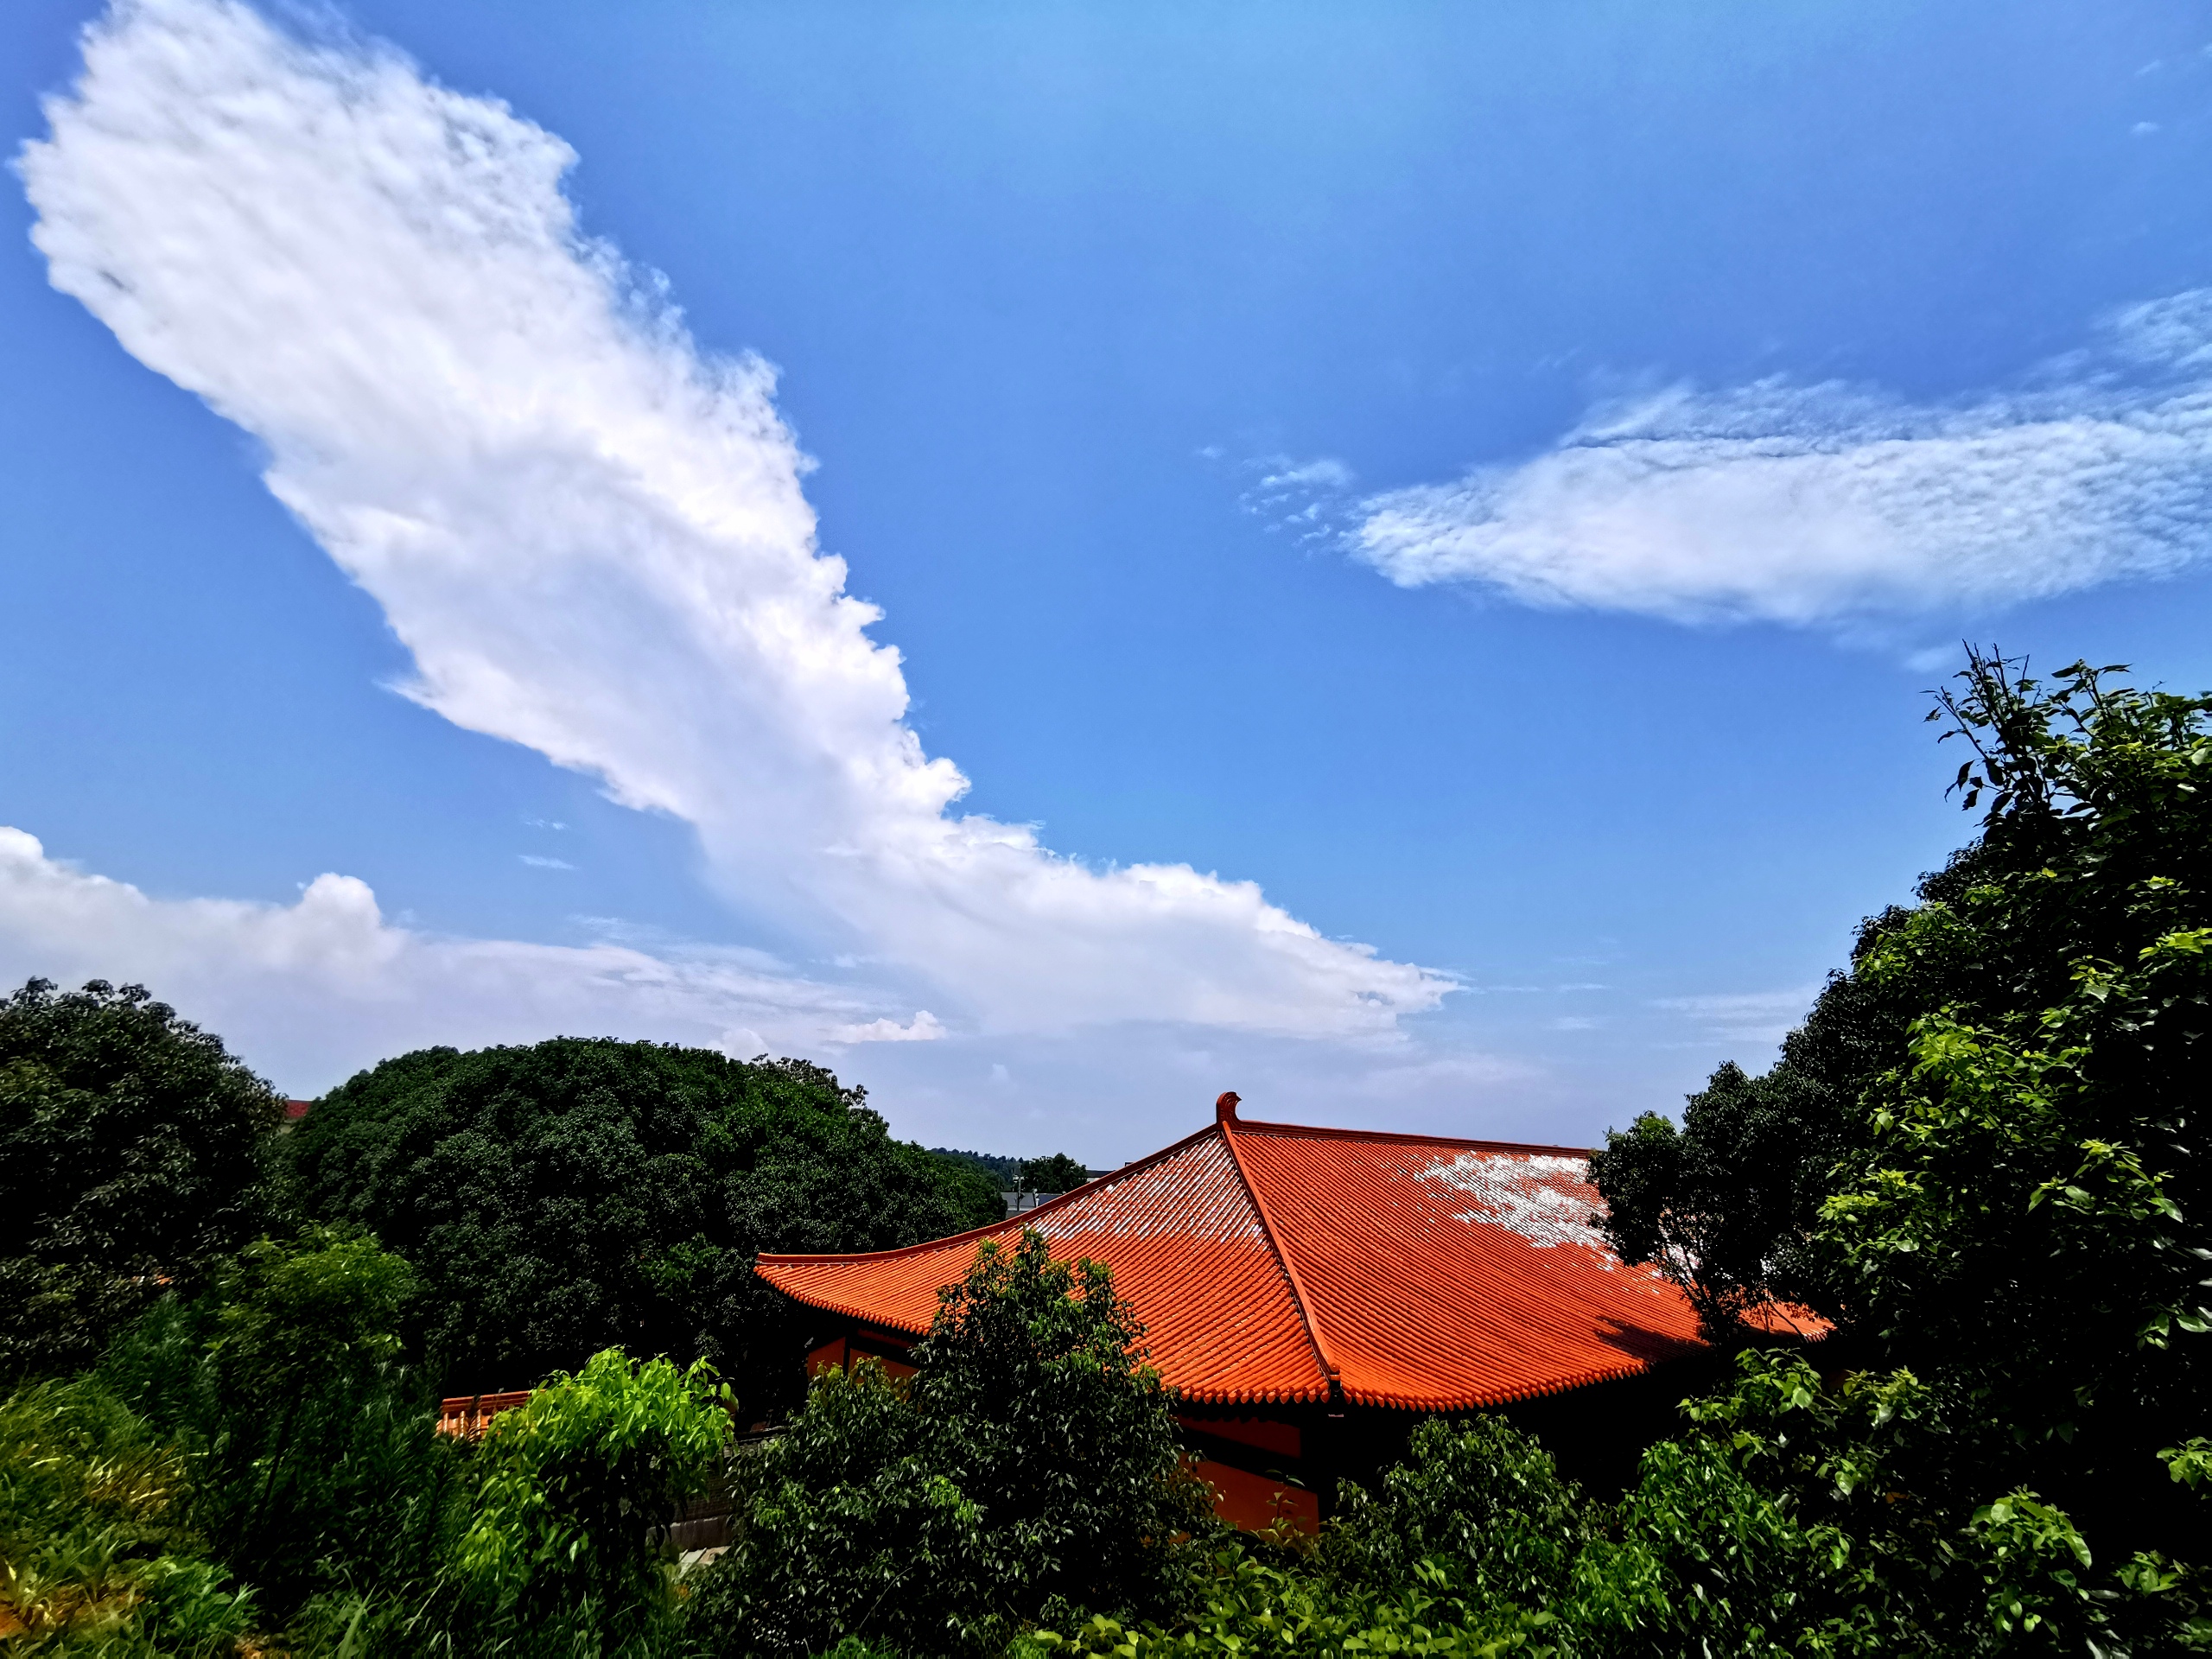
[757, 1102, 1751, 1412]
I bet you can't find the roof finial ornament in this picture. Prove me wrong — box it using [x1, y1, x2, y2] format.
[1215, 1090, 1241, 1124]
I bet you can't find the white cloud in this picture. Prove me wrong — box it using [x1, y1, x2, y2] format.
[1656, 984, 1818, 1048]
[518, 854, 574, 870]
[1348, 290, 2212, 626]
[18, 0, 1450, 1041]
[1328, 1049, 1541, 1102]
[826, 1010, 946, 1045]
[0, 827, 880, 1090]
[1236, 453, 1357, 538]
[0, 823, 1553, 1147]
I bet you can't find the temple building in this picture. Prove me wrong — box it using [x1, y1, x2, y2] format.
[757, 1092, 1796, 1530]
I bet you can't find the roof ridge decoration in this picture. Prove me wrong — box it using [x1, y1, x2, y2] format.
[1213, 1096, 1342, 1404]
[1219, 1116, 1593, 1159]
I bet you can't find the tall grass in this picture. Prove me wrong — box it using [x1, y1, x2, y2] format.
[0, 1377, 255, 1656]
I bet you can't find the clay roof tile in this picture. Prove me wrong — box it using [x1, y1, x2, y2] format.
[755, 1110, 1771, 1411]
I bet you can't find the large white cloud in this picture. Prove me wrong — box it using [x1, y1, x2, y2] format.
[0, 830, 1573, 1151]
[16, 0, 1449, 1041]
[1351, 291, 2212, 626]
[0, 827, 899, 1089]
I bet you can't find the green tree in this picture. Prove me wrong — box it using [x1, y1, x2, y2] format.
[1587, 941, 1910, 1336]
[931, 1152, 1009, 1226]
[1322, 1416, 1594, 1615]
[688, 1230, 1214, 1657]
[1594, 652, 2212, 1344]
[1595, 1351, 2181, 1657]
[0, 979, 283, 1377]
[1815, 654, 2212, 1555]
[287, 1039, 1004, 1402]
[454, 1349, 729, 1656]
[933, 1147, 1021, 1185]
[99, 1227, 464, 1627]
[903, 1230, 1211, 1622]
[1592, 649, 2212, 1620]
[1016, 1153, 1090, 1192]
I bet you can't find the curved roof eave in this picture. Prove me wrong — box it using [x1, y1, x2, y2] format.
[754, 1111, 1816, 1417]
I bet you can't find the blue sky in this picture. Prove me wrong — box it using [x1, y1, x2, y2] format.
[5, 0, 2212, 1163]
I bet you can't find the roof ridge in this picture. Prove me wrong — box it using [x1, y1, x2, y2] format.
[1216, 1119, 1341, 1402]
[1229, 1117, 1592, 1158]
[754, 1119, 1225, 1268]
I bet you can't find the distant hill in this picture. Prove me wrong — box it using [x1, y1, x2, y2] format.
[931, 1147, 1020, 1185]
[931, 1147, 1104, 1188]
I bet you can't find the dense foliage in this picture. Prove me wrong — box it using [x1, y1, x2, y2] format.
[452, 1350, 730, 1655]
[1585, 950, 1904, 1336]
[935, 1147, 1025, 1185]
[289, 1039, 1004, 1399]
[1594, 652, 2210, 1346]
[1584, 651, 2212, 1637]
[0, 978, 283, 1378]
[2, 1227, 451, 1651]
[10, 644, 2212, 1654]
[3, 1230, 733, 1656]
[1811, 664, 2212, 1554]
[94, 1227, 453, 1619]
[1031, 1365, 2202, 1656]
[685, 1230, 1213, 1657]
[0, 1377, 258, 1655]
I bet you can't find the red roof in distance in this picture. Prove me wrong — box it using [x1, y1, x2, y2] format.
[758, 1096, 1783, 1413]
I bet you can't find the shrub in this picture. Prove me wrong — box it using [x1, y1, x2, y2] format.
[452, 1347, 730, 1656]
[1323, 1415, 1591, 1610]
[1027, 1351, 2206, 1658]
[98, 1226, 461, 1625]
[0, 1376, 256, 1656]
[1022, 1544, 1558, 1658]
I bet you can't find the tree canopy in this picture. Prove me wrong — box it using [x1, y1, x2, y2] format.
[287, 1038, 1005, 1402]
[1591, 649, 2212, 1562]
[0, 978, 283, 1377]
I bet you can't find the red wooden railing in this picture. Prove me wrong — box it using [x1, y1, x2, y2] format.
[435, 1389, 531, 1439]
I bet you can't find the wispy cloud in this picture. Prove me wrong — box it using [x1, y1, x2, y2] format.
[518, 854, 575, 870]
[1333, 1049, 1541, 1100]
[1322, 290, 2212, 627]
[1656, 984, 1818, 1049]
[18, 0, 1451, 1042]
[1236, 453, 1358, 540]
